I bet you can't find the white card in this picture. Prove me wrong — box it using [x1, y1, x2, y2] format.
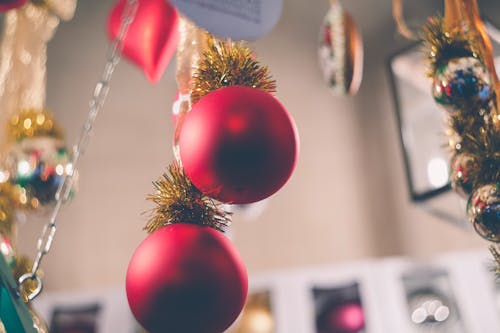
[171, 0, 282, 40]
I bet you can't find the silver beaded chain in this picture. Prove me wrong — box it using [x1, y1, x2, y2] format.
[18, 0, 139, 301]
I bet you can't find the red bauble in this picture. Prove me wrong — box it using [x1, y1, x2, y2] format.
[126, 223, 248, 333]
[179, 86, 299, 204]
[0, 0, 27, 12]
[108, 0, 179, 83]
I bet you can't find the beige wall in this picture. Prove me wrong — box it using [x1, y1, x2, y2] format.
[14, 0, 497, 292]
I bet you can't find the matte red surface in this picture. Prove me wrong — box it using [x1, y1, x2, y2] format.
[179, 86, 299, 204]
[126, 224, 248, 333]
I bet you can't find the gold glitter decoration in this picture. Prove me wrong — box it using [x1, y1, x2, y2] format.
[11, 255, 43, 303]
[7, 109, 64, 142]
[145, 163, 231, 233]
[231, 291, 274, 333]
[191, 38, 276, 104]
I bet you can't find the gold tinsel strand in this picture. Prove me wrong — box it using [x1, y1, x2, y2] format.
[191, 38, 276, 104]
[11, 255, 43, 303]
[7, 109, 64, 142]
[422, 16, 477, 77]
[145, 164, 231, 233]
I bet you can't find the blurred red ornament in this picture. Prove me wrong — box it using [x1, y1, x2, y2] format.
[126, 223, 248, 333]
[108, 0, 179, 83]
[0, 0, 27, 12]
[179, 86, 298, 204]
[325, 303, 365, 333]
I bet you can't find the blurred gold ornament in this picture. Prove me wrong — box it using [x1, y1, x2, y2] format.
[145, 163, 231, 233]
[191, 38, 276, 104]
[232, 292, 275, 333]
[234, 308, 274, 333]
[3, 135, 75, 212]
[7, 109, 64, 142]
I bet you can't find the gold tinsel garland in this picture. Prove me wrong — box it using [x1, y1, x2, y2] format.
[423, 12, 500, 277]
[423, 17, 500, 190]
[191, 38, 276, 104]
[7, 109, 64, 142]
[145, 164, 231, 233]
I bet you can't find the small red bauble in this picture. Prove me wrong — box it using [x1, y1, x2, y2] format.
[0, 0, 27, 12]
[179, 86, 299, 204]
[108, 0, 179, 83]
[126, 223, 248, 333]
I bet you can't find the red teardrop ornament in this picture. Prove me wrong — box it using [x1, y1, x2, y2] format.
[108, 0, 180, 83]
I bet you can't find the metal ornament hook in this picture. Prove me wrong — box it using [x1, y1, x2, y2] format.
[17, 273, 43, 302]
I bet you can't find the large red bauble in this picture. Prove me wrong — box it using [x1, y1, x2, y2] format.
[126, 223, 248, 333]
[0, 0, 27, 12]
[179, 86, 299, 204]
[108, 0, 179, 83]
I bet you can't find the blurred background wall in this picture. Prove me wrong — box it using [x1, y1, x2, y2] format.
[14, 0, 500, 291]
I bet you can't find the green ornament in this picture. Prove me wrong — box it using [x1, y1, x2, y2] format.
[0, 253, 37, 333]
